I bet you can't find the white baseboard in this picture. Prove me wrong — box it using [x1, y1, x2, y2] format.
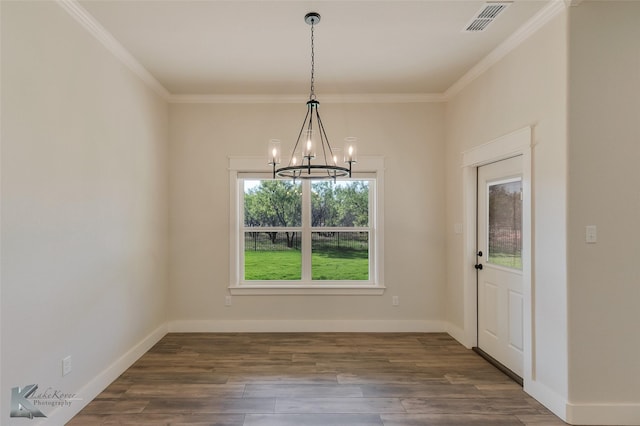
[168, 319, 447, 333]
[566, 402, 640, 425]
[445, 322, 471, 348]
[524, 379, 568, 422]
[46, 323, 168, 425]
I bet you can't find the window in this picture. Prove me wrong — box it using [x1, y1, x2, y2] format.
[243, 179, 370, 281]
[487, 178, 522, 270]
[229, 157, 384, 295]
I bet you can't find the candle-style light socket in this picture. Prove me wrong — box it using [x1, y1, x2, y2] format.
[267, 139, 281, 165]
[331, 147, 342, 166]
[302, 129, 317, 160]
[344, 137, 358, 164]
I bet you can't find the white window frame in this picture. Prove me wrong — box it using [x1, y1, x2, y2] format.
[229, 156, 385, 295]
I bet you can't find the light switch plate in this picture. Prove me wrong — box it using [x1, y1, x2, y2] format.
[586, 225, 597, 243]
[62, 356, 72, 376]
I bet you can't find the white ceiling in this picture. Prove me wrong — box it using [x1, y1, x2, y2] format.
[77, 0, 553, 97]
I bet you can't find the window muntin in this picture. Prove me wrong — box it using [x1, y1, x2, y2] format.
[240, 178, 373, 284]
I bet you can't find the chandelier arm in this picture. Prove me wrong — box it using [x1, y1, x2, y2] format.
[316, 110, 330, 154]
[307, 103, 314, 155]
[314, 107, 330, 171]
[306, 103, 315, 175]
[290, 102, 312, 167]
[315, 107, 335, 163]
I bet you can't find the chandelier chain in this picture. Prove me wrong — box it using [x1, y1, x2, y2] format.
[310, 21, 316, 100]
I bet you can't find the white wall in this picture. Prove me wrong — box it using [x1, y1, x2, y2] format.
[567, 2, 640, 423]
[168, 102, 445, 329]
[1, 2, 169, 423]
[444, 9, 569, 416]
[9, 1, 640, 424]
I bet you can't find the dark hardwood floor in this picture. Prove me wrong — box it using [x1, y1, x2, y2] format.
[68, 333, 566, 425]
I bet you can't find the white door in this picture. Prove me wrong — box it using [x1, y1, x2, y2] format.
[477, 156, 523, 377]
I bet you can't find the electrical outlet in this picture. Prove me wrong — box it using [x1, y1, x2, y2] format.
[225, 296, 232, 306]
[392, 296, 399, 306]
[62, 356, 72, 376]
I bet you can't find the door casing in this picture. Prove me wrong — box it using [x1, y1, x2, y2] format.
[460, 126, 533, 385]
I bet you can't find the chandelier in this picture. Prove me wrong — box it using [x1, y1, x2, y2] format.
[268, 12, 357, 180]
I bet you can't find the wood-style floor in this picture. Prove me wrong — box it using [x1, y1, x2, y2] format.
[68, 333, 566, 425]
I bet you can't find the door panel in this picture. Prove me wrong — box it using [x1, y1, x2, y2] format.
[477, 156, 523, 377]
[482, 281, 499, 338]
[508, 290, 523, 351]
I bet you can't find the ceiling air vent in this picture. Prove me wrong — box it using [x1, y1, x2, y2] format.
[464, 2, 510, 32]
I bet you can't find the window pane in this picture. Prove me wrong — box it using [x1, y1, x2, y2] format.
[244, 180, 301, 227]
[488, 180, 522, 270]
[312, 232, 369, 280]
[244, 232, 301, 280]
[311, 181, 369, 227]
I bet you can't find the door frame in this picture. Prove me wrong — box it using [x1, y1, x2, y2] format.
[461, 126, 533, 385]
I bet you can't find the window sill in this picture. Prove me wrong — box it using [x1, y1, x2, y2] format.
[228, 284, 386, 296]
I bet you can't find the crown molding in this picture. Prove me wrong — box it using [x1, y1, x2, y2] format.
[444, 0, 567, 100]
[56, 0, 171, 101]
[168, 92, 447, 104]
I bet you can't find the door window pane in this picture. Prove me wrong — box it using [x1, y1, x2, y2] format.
[244, 232, 301, 280]
[488, 180, 522, 269]
[312, 232, 369, 280]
